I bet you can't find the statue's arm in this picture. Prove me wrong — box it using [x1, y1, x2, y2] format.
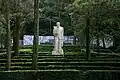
[62, 28, 64, 39]
[61, 28, 64, 47]
[53, 26, 57, 36]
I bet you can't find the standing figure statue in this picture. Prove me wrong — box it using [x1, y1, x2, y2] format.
[52, 22, 64, 55]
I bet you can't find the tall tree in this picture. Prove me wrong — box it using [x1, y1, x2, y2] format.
[32, 0, 39, 70]
[6, 0, 11, 71]
[86, 14, 90, 60]
[66, 0, 92, 60]
[14, 0, 21, 56]
[12, 0, 34, 55]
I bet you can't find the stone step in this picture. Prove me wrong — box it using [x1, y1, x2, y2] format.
[19, 52, 111, 55]
[19, 52, 80, 55]
[17, 55, 85, 59]
[13, 56, 67, 59]
[20, 52, 51, 54]
[13, 56, 120, 60]
[18, 54, 109, 57]
[37, 62, 120, 67]
[19, 52, 120, 56]
[18, 53, 119, 58]
[0, 58, 120, 63]
[0, 51, 15, 59]
[13, 56, 85, 59]
[19, 53, 83, 56]
[16, 54, 118, 57]
[19, 52, 81, 55]
[0, 49, 6, 52]
[38, 66, 120, 70]
[19, 54, 81, 56]
[0, 65, 120, 71]
[0, 59, 85, 62]
[91, 52, 120, 57]
[0, 61, 120, 66]
[1, 54, 119, 60]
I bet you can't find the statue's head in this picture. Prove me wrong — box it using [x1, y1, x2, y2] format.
[56, 22, 60, 27]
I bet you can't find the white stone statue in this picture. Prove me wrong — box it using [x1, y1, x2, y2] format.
[52, 22, 64, 55]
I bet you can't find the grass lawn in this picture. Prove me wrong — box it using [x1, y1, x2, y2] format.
[19, 49, 32, 52]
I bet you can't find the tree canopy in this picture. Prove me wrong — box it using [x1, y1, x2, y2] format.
[0, 0, 120, 51]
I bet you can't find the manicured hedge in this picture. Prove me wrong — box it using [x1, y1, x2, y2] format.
[20, 45, 81, 52]
[0, 71, 120, 80]
[0, 49, 6, 53]
[0, 51, 15, 59]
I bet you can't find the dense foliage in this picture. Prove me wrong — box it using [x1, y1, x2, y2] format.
[0, 0, 120, 50]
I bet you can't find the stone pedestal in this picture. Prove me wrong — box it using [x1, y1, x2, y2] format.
[52, 49, 64, 55]
[52, 51, 59, 55]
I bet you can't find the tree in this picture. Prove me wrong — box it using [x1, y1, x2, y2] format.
[5, 0, 11, 71]
[0, 22, 6, 48]
[14, 0, 21, 56]
[32, 0, 39, 70]
[0, 0, 8, 49]
[66, 0, 92, 60]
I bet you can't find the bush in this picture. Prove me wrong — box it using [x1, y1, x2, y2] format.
[20, 45, 81, 52]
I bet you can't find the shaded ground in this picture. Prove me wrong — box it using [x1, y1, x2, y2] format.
[0, 70, 120, 80]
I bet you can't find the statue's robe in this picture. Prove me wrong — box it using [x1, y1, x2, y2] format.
[53, 26, 64, 55]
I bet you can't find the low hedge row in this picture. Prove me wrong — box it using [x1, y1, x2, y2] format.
[0, 51, 16, 59]
[20, 45, 81, 52]
[0, 49, 6, 53]
[0, 71, 120, 80]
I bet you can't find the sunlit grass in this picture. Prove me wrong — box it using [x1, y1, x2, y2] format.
[19, 49, 32, 52]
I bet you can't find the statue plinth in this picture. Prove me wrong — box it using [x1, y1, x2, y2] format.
[52, 51, 60, 55]
[52, 49, 64, 55]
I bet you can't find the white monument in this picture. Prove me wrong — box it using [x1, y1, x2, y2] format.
[52, 22, 64, 55]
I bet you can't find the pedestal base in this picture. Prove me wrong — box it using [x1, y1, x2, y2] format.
[52, 49, 64, 55]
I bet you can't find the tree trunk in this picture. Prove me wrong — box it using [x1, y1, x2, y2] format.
[2, 35, 6, 48]
[15, 16, 20, 56]
[0, 34, 1, 48]
[0, 34, 4, 48]
[20, 34, 24, 45]
[6, 0, 11, 71]
[86, 16, 90, 61]
[12, 0, 21, 56]
[32, 0, 39, 70]
[96, 36, 100, 53]
[113, 35, 120, 49]
[13, 28, 16, 51]
[4, 35, 7, 49]
[73, 36, 77, 45]
[102, 38, 106, 48]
